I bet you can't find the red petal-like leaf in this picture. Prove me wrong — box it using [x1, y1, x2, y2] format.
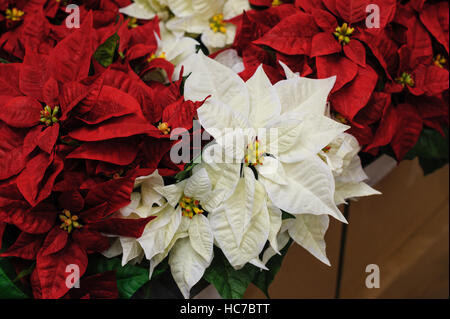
[41, 227, 69, 257]
[65, 271, 118, 299]
[58, 190, 85, 213]
[335, 0, 369, 24]
[391, 104, 423, 161]
[79, 86, 143, 124]
[316, 55, 358, 92]
[331, 65, 378, 120]
[0, 123, 28, 179]
[358, 29, 398, 80]
[406, 18, 433, 68]
[72, 228, 110, 254]
[254, 12, 319, 55]
[311, 32, 342, 57]
[36, 241, 88, 299]
[0, 232, 44, 260]
[37, 124, 59, 154]
[69, 114, 159, 142]
[0, 96, 42, 128]
[0, 222, 5, 248]
[355, 92, 391, 125]
[67, 138, 139, 166]
[19, 51, 49, 102]
[311, 8, 338, 32]
[0, 63, 21, 96]
[412, 65, 449, 96]
[48, 12, 95, 83]
[84, 175, 136, 215]
[89, 216, 155, 238]
[8, 202, 57, 234]
[420, 2, 449, 53]
[343, 39, 366, 67]
[365, 104, 398, 152]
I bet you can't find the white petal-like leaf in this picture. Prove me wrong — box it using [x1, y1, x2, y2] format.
[184, 52, 250, 118]
[119, 2, 156, 20]
[261, 157, 347, 223]
[209, 181, 270, 268]
[274, 75, 336, 116]
[287, 214, 331, 266]
[335, 182, 381, 205]
[188, 214, 214, 262]
[169, 237, 211, 299]
[246, 65, 281, 129]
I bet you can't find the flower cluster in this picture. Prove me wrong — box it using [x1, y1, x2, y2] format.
[0, 0, 446, 300]
[207, 0, 449, 163]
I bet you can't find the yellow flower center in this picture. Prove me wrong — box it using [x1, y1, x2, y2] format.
[147, 51, 166, 63]
[59, 209, 83, 233]
[209, 14, 226, 34]
[179, 196, 204, 219]
[5, 8, 24, 21]
[395, 72, 414, 87]
[334, 23, 354, 45]
[272, 0, 283, 6]
[40, 105, 59, 126]
[433, 54, 447, 68]
[128, 17, 138, 29]
[322, 145, 331, 153]
[245, 139, 264, 167]
[335, 113, 348, 124]
[157, 122, 171, 135]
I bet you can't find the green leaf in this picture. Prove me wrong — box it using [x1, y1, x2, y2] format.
[251, 240, 292, 298]
[282, 211, 295, 220]
[405, 128, 449, 175]
[0, 58, 10, 64]
[87, 255, 149, 299]
[150, 257, 169, 280]
[204, 248, 258, 299]
[13, 262, 35, 284]
[174, 155, 201, 182]
[0, 258, 29, 299]
[93, 33, 120, 68]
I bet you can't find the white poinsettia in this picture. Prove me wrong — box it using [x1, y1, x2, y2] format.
[152, 23, 199, 67]
[260, 213, 332, 267]
[119, 0, 170, 21]
[140, 167, 218, 299]
[319, 133, 381, 205]
[208, 166, 270, 270]
[102, 170, 165, 266]
[183, 52, 350, 224]
[165, 0, 250, 52]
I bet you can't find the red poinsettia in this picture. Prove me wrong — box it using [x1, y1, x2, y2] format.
[0, 165, 153, 299]
[358, 12, 449, 160]
[0, 12, 175, 206]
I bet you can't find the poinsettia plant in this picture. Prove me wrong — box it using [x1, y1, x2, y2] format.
[0, 0, 448, 300]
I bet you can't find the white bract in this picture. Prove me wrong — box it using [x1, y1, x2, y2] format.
[120, 0, 170, 21]
[152, 23, 199, 67]
[319, 133, 381, 205]
[102, 170, 165, 266]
